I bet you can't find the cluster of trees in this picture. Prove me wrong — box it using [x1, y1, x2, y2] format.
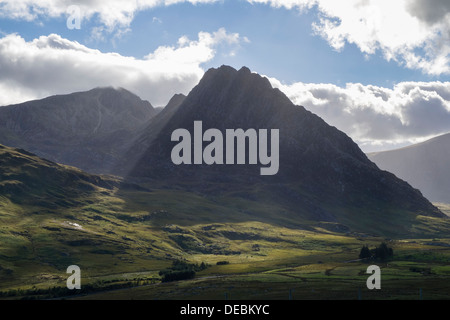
[159, 260, 208, 282]
[359, 242, 394, 261]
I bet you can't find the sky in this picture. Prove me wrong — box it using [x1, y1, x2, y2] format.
[0, 0, 449, 152]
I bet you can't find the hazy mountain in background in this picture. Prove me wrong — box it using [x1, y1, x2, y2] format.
[368, 133, 450, 204]
[0, 87, 157, 174]
[116, 65, 444, 233]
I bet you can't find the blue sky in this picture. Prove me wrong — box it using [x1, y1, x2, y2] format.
[0, 0, 450, 151]
[0, 1, 439, 86]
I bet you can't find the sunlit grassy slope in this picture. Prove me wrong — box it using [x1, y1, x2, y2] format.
[0, 144, 449, 299]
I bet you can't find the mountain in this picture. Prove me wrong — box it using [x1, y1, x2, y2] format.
[0, 66, 445, 235]
[0, 87, 157, 174]
[116, 65, 444, 234]
[368, 133, 450, 203]
[1, 71, 449, 299]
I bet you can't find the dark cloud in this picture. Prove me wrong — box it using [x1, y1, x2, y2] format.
[406, 0, 450, 25]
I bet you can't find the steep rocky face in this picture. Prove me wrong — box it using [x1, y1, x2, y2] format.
[368, 133, 450, 203]
[123, 66, 443, 221]
[126, 66, 367, 176]
[0, 87, 156, 174]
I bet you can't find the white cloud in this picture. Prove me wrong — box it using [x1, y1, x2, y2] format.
[4, 1, 449, 75]
[269, 77, 450, 152]
[0, 28, 246, 106]
[248, 0, 450, 76]
[0, 0, 218, 34]
[147, 28, 243, 64]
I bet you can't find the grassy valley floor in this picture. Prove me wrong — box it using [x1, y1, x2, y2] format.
[1, 212, 449, 300]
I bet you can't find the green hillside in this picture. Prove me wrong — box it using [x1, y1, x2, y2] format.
[0, 144, 449, 299]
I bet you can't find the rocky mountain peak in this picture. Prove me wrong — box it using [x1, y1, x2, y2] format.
[121, 66, 444, 221]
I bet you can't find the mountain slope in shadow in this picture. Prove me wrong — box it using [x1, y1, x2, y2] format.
[116, 65, 444, 235]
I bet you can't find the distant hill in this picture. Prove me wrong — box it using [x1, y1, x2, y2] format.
[368, 133, 450, 203]
[0, 144, 119, 208]
[0, 87, 157, 174]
